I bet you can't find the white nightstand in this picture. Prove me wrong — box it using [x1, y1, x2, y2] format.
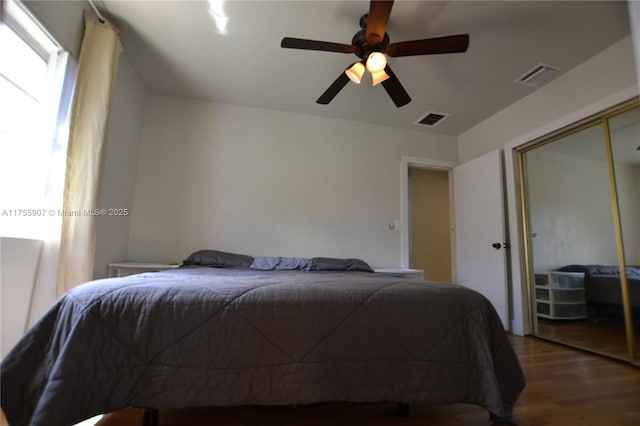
[107, 262, 180, 278]
[374, 268, 424, 280]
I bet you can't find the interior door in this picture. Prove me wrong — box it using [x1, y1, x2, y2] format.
[454, 150, 509, 329]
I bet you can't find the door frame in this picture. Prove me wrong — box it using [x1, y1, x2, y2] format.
[400, 156, 457, 280]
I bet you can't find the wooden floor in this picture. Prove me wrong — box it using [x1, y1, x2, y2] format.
[537, 317, 638, 361]
[94, 335, 640, 426]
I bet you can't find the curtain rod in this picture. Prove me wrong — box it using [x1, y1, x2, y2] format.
[87, 0, 106, 23]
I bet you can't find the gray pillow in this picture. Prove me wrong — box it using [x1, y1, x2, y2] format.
[251, 257, 313, 271]
[310, 257, 373, 272]
[182, 250, 253, 268]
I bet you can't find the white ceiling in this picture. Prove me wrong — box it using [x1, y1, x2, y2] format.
[97, 0, 632, 136]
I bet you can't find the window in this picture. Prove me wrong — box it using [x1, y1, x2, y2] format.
[0, 0, 76, 239]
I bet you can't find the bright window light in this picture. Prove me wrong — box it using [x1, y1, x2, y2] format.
[0, 0, 74, 240]
[0, 25, 50, 224]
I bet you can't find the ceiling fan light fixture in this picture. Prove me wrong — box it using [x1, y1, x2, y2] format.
[281, 1, 470, 107]
[366, 52, 387, 73]
[345, 62, 365, 84]
[371, 69, 390, 86]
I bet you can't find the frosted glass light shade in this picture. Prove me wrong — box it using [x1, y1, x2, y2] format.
[345, 62, 365, 84]
[371, 69, 390, 86]
[366, 52, 387, 73]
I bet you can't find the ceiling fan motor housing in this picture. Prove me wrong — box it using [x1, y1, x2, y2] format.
[352, 28, 389, 61]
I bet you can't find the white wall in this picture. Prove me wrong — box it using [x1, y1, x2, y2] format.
[0, 238, 42, 357]
[92, 59, 146, 279]
[526, 150, 632, 271]
[458, 36, 638, 163]
[22, 0, 86, 58]
[616, 162, 640, 265]
[127, 97, 457, 267]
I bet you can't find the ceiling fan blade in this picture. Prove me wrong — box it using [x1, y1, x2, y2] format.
[281, 37, 357, 54]
[385, 34, 470, 57]
[381, 65, 411, 107]
[316, 70, 351, 105]
[365, 0, 394, 46]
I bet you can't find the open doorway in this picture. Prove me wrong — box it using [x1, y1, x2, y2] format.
[409, 167, 452, 282]
[400, 157, 456, 282]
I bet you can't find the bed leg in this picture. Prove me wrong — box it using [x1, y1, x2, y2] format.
[489, 411, 516, 425]
[396, 402, 410, 417]
[142, 408, 158, 426]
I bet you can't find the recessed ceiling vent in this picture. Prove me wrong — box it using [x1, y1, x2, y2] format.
[515, 63, 559, 86]
[415, 111, 449, 127]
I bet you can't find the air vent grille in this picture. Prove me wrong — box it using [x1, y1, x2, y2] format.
[516, 63, 559, 86]
[415, 111, 449, 127]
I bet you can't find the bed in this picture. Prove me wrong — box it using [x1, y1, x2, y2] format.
[1, 250, 525, 426]
[558, 264, 640, 309]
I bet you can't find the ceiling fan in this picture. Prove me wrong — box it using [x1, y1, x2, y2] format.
[281, 0, 470, 108]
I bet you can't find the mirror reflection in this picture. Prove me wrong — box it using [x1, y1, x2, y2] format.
[523, 104, 639, 360]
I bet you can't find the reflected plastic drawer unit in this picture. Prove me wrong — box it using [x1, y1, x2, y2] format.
[535, 271, 586, 320]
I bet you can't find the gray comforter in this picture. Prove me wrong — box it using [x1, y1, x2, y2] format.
[1, 267, 525, 426]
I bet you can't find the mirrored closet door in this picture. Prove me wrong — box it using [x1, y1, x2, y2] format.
[608, 106, 640, 363]
[519, 99, 639, 364]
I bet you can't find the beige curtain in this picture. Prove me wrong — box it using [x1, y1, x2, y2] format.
[57, 11, 121, 295]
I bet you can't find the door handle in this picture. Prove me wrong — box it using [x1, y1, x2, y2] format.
[492, 242, 508, 249]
